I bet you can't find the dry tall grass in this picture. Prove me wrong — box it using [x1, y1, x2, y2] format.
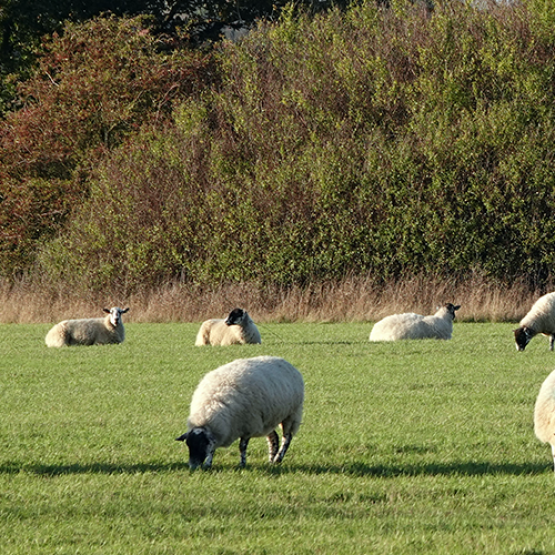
[0, 274, 545, 324]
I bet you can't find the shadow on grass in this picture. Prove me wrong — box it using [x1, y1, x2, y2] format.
[0, 461, 191, 476]
[0, 460, 549, 477]
[267, 460, 550, 477]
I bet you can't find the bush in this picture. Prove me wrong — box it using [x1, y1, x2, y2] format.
[35, 0, 555, 292]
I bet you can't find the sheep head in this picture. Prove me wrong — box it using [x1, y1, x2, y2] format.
[224, 308, 246, 326]
[445, 303, 461, 319]
[514, 326, 534, 351]
[103, 307, 129, 327]
[176, 428, 216, 470]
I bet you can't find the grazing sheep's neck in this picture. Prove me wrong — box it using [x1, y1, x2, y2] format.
[524, 326, 537, 337]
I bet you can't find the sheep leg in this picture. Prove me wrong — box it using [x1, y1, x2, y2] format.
[550, 335, 555, 351]
[266, 430, 280, 462]
[239, 437, 250, 467]
[551, 444, 555, 473]
[272, 433, 293, 464]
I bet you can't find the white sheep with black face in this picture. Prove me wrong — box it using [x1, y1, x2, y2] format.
[176, 356, 304, 469]
[514, 292, 555, 351]
[195, 308, 261, 346]
[45, 307, 129, 347]
[369, 303, 460, 341]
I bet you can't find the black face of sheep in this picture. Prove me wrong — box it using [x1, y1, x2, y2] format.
[224, 308, 245, 326]
[446, 303, 461, 318]
[514, 327, 532, 351]
[176, 429, 215, 469]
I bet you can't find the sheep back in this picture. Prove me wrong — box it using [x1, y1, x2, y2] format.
[45, 318, 108, 346]
[195, 309, 261, 346]
[534, 368, 555, 444]
[369, 312, 424, 341]
[187, 356, 304, 448]
[369, 304, 459, 341]
[520, 293, 555, 331]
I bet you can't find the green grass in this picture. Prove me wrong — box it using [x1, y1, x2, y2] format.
[1, 321, 555, 554]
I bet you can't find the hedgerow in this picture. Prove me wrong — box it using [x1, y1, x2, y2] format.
[27, 0, 555, 292]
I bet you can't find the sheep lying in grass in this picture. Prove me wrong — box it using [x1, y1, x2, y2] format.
[534, 368, 555, 471]
[369, 303, 461, 341]
[45, 307, 129, 347]
[514, 292, 555, 351]
[195, 308, 261, 346]
[176, 356, 304, 469]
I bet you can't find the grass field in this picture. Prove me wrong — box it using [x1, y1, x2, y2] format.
[1, 321, 555, 554]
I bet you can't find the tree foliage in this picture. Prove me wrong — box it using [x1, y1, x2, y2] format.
[0, 15, 214, 275]
[5, 1, 555, 292]
[0, 0, 350, 85]
[33, 0, 555, 293]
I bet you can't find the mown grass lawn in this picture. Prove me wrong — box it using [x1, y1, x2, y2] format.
[1, 321, 555, 554]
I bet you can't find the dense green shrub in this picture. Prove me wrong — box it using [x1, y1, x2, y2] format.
[35, 0, 555, 292]
[38, 123, 209, 290]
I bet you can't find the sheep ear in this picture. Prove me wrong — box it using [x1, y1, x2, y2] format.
[103, 308, 110, 314]
[454, 305, 461, 311]
[176, 433, 188, 442]
[122, 308, 130, 313]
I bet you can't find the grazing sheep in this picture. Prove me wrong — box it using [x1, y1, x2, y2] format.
[195, 308, 261, 346]
[369, 303, 461, 341]
[45, 307, 129, 347]
[514, 292, 555, 351]
[176, 355, 304, 469]
[534, 368, 555, 471]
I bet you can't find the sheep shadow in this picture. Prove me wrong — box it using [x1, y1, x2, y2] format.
[0, 460, 548, 477]
[264, 460, 549, 477]
[0, 461, 191, 476]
